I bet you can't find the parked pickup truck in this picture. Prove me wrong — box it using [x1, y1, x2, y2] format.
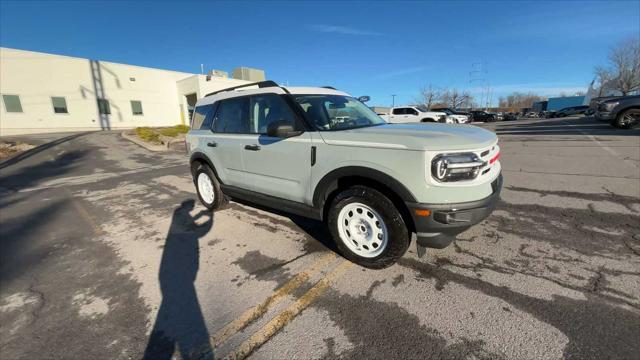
[187, 81, 502, 268]
[380, 106, 452, 124]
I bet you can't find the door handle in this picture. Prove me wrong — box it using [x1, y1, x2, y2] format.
[207, 142, 217, 147]
[244, 144, 261, 151]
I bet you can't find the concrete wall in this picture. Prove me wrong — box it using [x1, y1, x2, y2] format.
[0, 47, 252, 136]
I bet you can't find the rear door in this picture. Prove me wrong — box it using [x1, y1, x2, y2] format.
[389, 107, 406, 123]
[241, 94, 313, 203]
[209, 96, 254, 189]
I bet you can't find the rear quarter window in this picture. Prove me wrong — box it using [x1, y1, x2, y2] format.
[191, 103, 218, 130]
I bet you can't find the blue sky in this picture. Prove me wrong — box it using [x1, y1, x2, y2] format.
[1, 0, 638, 106]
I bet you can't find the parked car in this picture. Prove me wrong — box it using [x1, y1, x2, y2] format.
[187, 81, 502, 268]
[470, 110, 496, 122]
[595, 95, 640, 129]
[380, 106, 451, 123]
[503, 112, 517, 121]
[556, 105, 589, 117]
[430, 107, 471, 123]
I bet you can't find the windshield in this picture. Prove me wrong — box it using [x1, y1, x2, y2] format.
[293, 95, 387, 131]
[435, 108, 453, 115]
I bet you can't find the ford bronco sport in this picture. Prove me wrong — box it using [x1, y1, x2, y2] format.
[187, 81, 502, 268]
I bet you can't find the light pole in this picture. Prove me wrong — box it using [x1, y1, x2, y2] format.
[391, 94, 396, 108]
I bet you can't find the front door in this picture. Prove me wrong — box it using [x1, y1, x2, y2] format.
[241, 94, 312, 203]
[405, 108, 420, 122]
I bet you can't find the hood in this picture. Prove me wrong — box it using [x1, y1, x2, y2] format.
[319, 123, 497, 151]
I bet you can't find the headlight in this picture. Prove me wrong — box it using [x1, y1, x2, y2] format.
[431, 153, 486, 182]
[602, 101, 619, 111]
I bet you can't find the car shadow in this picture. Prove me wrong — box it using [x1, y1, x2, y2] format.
[228, 199, 339, 254]
[143, 200, 214, 360]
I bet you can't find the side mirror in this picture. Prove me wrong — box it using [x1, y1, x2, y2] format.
[357, 96, 371, 103]
[266, 120, 303, 138]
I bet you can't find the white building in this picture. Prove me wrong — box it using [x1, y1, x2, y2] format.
[0, 47, 257, 135]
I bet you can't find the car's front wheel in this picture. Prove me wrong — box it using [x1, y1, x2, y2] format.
[193, 163, 225, 210]
[328, 186, 410, 269]
[613, 108, 640, 129]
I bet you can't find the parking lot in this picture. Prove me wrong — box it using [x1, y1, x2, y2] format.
[1, 116, 638, 359]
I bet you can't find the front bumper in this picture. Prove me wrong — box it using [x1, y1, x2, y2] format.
[406, 174, 503, 249]
[595, 111, 613, 121]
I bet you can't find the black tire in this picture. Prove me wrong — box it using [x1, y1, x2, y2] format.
[613, 108, 640, 129]
[421, 118, 435, 123]
[327, 186, 410, 269]
[193, 163, 226, 210]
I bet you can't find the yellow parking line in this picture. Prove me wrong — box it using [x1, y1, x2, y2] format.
[225, 260, 353, 360]
[211, 252, 336, 348]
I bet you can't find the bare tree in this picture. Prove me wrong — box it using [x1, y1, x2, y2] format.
[593, 37, 640, 96]
[440, 88, 472, 108]
[594, 66, 614, 96]
[416, 85, 442, 110]
[498, 92, 546, 108]
[609, 37, 640, 95]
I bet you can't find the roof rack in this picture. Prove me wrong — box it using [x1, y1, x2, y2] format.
[205, 80, 287, 97]
[322, 86, 337, 90]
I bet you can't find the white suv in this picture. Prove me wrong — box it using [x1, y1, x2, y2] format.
[187, 81, 502, 268]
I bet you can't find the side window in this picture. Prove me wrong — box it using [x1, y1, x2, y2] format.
[392, 108, 404, 115]
[191, 103, 217, 130]
[98, 99, 111, 115]
[130, 100, 143, 116]
[51, 96, 68, 114]
[2, 94, 23, 113]
[249, 95, 297, 134]
[191, 104, 213, 130]
[212, 97, 249, 133]
[408, 108, 418, 115]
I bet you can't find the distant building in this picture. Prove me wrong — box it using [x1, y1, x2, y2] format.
[0, 47, 265, 135]
[546, 96, 586, 111]
[231, 67, 265, 82]
[531, 101, 548, 112]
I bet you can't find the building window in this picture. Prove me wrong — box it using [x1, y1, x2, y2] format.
[2, 94, 23, 113]
[130, 100, 143, 115]
[97, 99, 111, 115]
[51, 96, 68, 114]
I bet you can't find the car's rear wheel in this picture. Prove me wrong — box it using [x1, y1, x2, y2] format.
[193, 163, 225, 210]
[613, 108, 640, 129]
[328, 186, 410, 269]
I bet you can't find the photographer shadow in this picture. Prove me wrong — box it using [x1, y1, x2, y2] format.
[143, 200, 214, 360]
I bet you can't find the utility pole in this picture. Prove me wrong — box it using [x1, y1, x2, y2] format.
[391, 94, 396, 108]
[200, 64, 204, 75]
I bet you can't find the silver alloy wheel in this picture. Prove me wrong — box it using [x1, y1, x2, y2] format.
[197, 172, 215, 205]
[337, 202, 388, 258]
[621, 109, 640, 125]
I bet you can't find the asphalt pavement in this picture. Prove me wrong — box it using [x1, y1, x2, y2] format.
[0, 116, 638, 359]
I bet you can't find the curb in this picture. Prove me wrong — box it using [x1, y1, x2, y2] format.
[121, 131, 168, 152]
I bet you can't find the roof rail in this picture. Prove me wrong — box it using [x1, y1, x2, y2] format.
[322, 86, 337, 90]
[205, 80, 284, 97]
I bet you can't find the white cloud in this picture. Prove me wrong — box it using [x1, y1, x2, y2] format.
[308, 24, 383, 36]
